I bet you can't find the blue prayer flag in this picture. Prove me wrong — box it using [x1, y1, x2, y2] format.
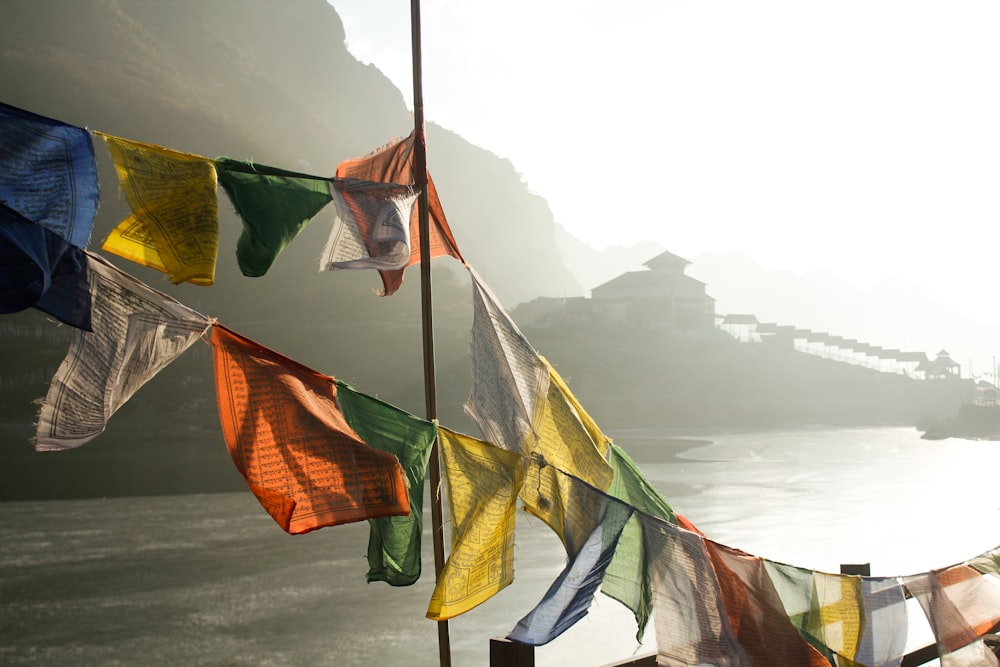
[0, 102, 99, 249]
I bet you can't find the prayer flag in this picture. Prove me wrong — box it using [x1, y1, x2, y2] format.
[602, 443, 677, 642]
[99, 134, 218, 285]
[320, 178, 418, 274]
[465, 267, 612, 552]
[465, 265, 548, 453]
[517, 357, 614, 555]
[704, 539, 836, 667]
[427, 428, 523, 620]
[335, 132, 464, 295]
[507, 472, 633, 646]
[968, 545, 1000, 578]
[215, 158, 332, 277]
[212, 325, 410, 534]
[641, 513, 750, 666]
[851, 576, 909, 667]
[35, 252, 210, 450]
[0, 203, 91, 329]
[335, 380, 437, 586]
[0, 101, 99, 248]
[904, 564, 1000, 660]
[765, 561, 866, 664]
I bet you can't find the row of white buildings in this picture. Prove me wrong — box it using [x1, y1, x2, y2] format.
[514, 250, 962, 380]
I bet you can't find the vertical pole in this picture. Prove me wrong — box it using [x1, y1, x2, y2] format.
[409, 1, 451, 666]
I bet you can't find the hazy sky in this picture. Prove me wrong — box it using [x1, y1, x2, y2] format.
[329, 1, 1000, 325]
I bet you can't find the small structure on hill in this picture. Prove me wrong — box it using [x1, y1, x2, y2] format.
[589, 251, 716, 332]
[513, 250, 717, 336]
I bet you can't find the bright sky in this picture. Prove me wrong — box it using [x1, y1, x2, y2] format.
[329, 1, 1000, 326]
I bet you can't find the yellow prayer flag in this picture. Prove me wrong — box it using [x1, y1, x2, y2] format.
[519, 358, 614, 555]
[766, 561, 865, 663]
[543, 355, 611, 458]
[99, 133, 218, 285]
[427, 428, 524, 620]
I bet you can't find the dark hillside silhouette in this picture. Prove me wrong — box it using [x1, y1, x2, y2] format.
[0, 0, 972, 499]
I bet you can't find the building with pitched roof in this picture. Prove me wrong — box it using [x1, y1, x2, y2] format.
[589, 251, 716, 331]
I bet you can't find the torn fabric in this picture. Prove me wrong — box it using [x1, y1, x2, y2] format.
[34, 252, 209, 450]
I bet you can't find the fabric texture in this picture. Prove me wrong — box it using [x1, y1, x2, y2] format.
[602, 443, 677, 642]
[904, 564, 1000, 663]
[101, 134, 218, 285]
[704, 540, 836, 667]
[320, 178, 418, 274]
[641, 513, 750, 667]
[0, 101, 98, 248]
[335, 132, 464, 295]
[212, 325, 410, 534]
[508, 473, 633, 646]
[215, 158, 332, 277]
[0, 203, 91, 329]
[35, 252, 209, 450]
[335, 380, 437, 586]
[427, 428, 523, 620]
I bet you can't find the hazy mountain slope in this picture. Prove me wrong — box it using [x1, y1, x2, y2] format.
[552, 224, 665, 293]
[0, 0, 576, 498]
[1, 0, 580, 305]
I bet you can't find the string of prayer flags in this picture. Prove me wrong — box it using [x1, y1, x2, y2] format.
[0, 203, 92, 329]
[215, 158, 332, 278]
[427, 428, 524, 620]
[903, 564, 1000, 664]
[0, 101, 99, 249]
[320, 179, 418, 272]
[764, 561, 868, 664]
[34, 252, 211, 451]
[335, 131, 464, 295]
[507, 473, 634, 646]
[641, 513, 751, 666]
[703, 540, 833, 667]
[335, 380, 437, 586]
[465, 266, 613, 553]
[601, 443, 677, 642]
[211, 324, 410, 535]
[98, 134, 218, 285]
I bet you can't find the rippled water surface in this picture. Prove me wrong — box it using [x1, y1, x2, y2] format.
[2, 427, 997, 666]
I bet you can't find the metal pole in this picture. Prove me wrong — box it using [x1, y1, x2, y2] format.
[409, 1, 451, 665]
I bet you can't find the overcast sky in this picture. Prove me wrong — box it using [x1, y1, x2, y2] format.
[329, 1, 1000, 326]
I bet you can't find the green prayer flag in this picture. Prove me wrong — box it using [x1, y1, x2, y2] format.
[602, 443, 676, 642]
[336, 381, 437, 586]
[215, 158, 332, 276]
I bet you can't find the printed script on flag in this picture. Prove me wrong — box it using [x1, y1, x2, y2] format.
[211, 325, 410, 535]
[34, 252, 211, 450]
[99, 134, 219, 285]
[427, 428, 523, 620]
[321, 178, 417, 272]
[0, 101, 99, 249]
[335, 131, 464, 295]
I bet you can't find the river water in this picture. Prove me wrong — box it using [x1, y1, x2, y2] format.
[2, 427, 998, 666]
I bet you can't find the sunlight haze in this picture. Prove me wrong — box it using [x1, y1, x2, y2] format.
[329, 1, 1000, 335]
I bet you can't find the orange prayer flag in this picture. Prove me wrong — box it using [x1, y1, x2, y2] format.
[336, 131, 465, 295]
[703, 540, 832, 667]
[905, 564, 1000, 654]
[211, 324, 410, 534]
